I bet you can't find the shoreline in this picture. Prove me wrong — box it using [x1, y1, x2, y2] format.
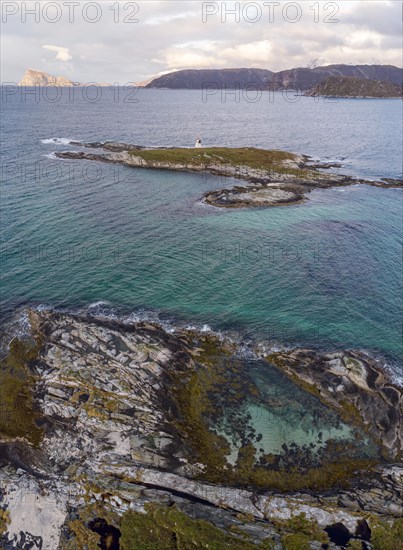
[2, 301, 402, 386]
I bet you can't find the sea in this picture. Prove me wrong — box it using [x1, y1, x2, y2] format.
[1, 87, 402, 380]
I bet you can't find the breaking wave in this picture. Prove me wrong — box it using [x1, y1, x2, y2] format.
[41, 137, 75, 145]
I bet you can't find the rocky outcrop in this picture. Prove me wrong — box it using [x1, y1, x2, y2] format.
[18, 69, 112, 87]
[305, 76, 403, 98]
[267, 349, 402, 461]
[204, 185, 306, 208]
[18, 69, 80, 87]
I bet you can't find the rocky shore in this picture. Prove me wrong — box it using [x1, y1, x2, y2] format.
[54, 142, 402, 209]
[0, 309, 402, 548]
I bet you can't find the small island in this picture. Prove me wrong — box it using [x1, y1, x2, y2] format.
[305, 75, 403, 98]
[55, 142, 403, 208]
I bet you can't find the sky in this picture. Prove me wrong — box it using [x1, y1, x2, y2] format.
[1, 0, 402, 84]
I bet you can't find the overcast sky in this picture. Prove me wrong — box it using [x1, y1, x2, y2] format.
[1, 0, 402, 84]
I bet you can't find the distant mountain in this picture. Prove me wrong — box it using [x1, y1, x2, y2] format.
[18, 69, 111, 87]
[145, 68, 273, 89]
[305, 75, 403, 98]
[145, 64, 403, 91]
[269, 64, 403, 90]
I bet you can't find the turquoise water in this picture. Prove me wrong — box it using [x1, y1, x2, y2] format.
[1, 89, 402, 371]
[211, 360, 377, 466]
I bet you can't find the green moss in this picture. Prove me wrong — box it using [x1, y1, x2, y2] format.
[370, 518, 403, 550]
[65, 519, 101, 550]
[129, 147, 311, 180]
[282, 513, 329, 543]
[282, 533, 311, 550]
[0, 507, 10, 535]
[170, 336, 254, 482]
[346, 540, 364, 550]
[250, 459, 376, 492]
[61, 501, 121, 550]
[235, 443, 257, 483]
[132, 147, 294, 167]
[0, 337, 43, 445]
[120, 504, 272, 549]
[274, 513, 329, 550]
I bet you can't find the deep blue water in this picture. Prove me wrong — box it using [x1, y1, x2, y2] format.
[1, 88, 402, 373]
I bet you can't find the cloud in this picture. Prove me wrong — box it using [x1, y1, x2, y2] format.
[42, 45, 72, 62]
[144, 11, 198, 26]
[1, 1, 401, 83]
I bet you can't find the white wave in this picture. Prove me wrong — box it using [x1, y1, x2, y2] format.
[88, 301, 111, 309]
[0, 309, 33, 356]
[41, 138, 75, 145]
[43, 152, 57, 160]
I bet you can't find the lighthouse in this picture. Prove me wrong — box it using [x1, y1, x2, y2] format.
[195, 138, 202, 148]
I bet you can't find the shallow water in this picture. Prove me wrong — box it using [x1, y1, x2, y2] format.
[211, 359, 377, 466]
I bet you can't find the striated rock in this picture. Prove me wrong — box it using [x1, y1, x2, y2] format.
[267, 349, 402, 460]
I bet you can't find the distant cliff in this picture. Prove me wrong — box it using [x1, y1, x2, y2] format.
[18, 69, 80, 87]
[145, 64, 403, 91]
[145, 68, 273, 89]
[18, 69, 111, 86]
[305, 75, 403, 98]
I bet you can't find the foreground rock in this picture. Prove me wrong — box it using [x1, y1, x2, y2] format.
[0, 310, 402, 548]
[54, 142, 402, 209]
